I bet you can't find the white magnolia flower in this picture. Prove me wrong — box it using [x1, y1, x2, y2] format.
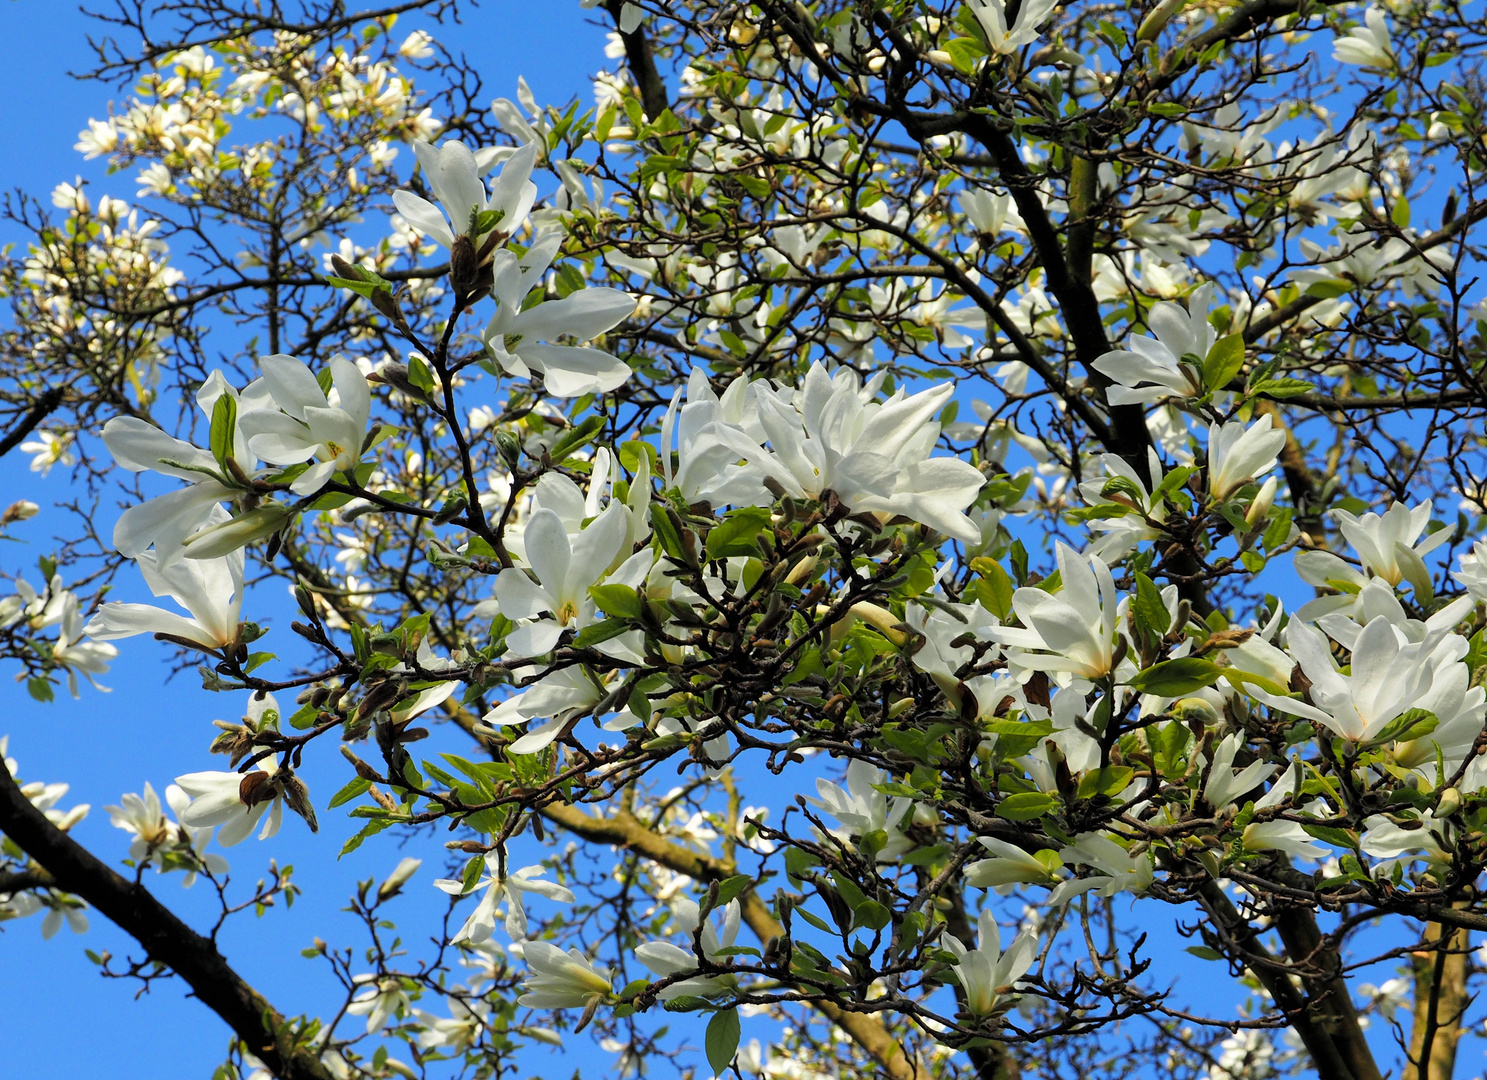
[174, 698, 312, 845]
[104, 781, 227, 883]
[990, 542, 1119, 680]
[392, 139, 537, 252]
[51, 593, 117, 697]
[174, 763, 285, 846]
[944, 908, 1037, 1016]
[1247, 617, 1440, 742]
[1242, 820, 1327, 860]
[347, 976, 410, 1033]
[1206, 414, 1286, 501]
[964, 836, 1062, 889]
[494, 501, 629, 658]
[39, 894, 90, 939]
[433, 857, 575, 942]
[1333, 7, 1394, 69]
[806, 759, 914, 862]
[1332, 500, 1448, 595]
[377, 857, 423, 900]
[1092, 284, 1216, 405]
[516, 940, 613, 1009]
[1454, 539, 1487, 601]
[246, 354, 371, 496]
[398, 29, 436, 59]
[20, 431, 75, 476]
[633, 896, 742, 999]
[660, 368, 772, 505]
[1077, 449, 1171, 561]
[102, 371, 273, 561]
[965, 0, 1059, 55]
[481, 664, 638, 755]
[480, 231, 635, 396]
[711, 362, 986, 543]
[1048, 833, 1155, 905]
[1202, 733, 1278, 810]
[84, 536, 244, 651]
[1360, 810, 1450, 864]
[413, 999, 490, 1053]
[961, 189, 1024, 241]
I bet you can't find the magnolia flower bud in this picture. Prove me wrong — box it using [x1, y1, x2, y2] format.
[1437, 787, 1462, 817]
[449, 233, 479, 297]
[1171, 697, 1220, 728]
[1136, 0, 1188, 42]
[278, 771, 318, 833]
[0, 500, 39, 527]
[1245, 475, 1279, 528]
[183, 505, 293, 560]
[377, 857, 422, 900]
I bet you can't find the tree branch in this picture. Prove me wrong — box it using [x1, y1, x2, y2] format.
[606, 1, 669, 120]
[0, 387, 66, 458]
[0, 755, 334, 1080]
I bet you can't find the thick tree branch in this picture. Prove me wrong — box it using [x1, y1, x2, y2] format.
[1198, 881, 1364, 1080]
[0, 755, 334, 1080]
[1403, 916, 1471, 1080]
[538, 799, 929, 1080]
[0, 387, 66, 458]
[606, 1, 669, 120]
[1271, 904, 1383, 1080]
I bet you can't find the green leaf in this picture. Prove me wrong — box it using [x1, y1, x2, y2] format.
[996, 792, 1059, 820]
[618, 440, 660, 476]
[1367, 708, 1439, 747]
[209, 392, 237, 470]
[550, 416, 605, 465]
[408, 353, 435, 393]
[339, 817, 390, 857]
[1185, 946, 1225, 961]
[1133, 573, 1171, 635]
[1201, 333, 1246, 392]
[327, 777, 372, 809]
[1262, 508, 1293, 552]
[1151, 720, 1193, 777]
[325, 275, 380, 298]
[590, 583, 643, 620]
[1126, 657, 1223, 696]
[1009, 540, 1029, 585]
[1301, 823, 1358, 851]
[1303, 279, 1352, 299]
[288, 701, 319, 730]
[1076, 765, 1135, 800]
[1152, 465, 1196, 502]
[971, 558, 1015, 620]
[650, 503, 686, 560]
[705, 506, 772, 560]
[1249, 376, 1313, 399]
[712, 874, 755, 909]
[572, 618, 634, 649]
[853, 899, 892, 931]
[705, 1009, 741, 1077]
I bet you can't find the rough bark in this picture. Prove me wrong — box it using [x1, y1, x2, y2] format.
[1403, 919, 1471, 1080]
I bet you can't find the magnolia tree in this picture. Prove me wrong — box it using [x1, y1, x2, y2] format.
[4, 0, 1487, 1078]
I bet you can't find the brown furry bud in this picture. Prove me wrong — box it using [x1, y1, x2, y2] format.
[450, 234, 479, 297]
